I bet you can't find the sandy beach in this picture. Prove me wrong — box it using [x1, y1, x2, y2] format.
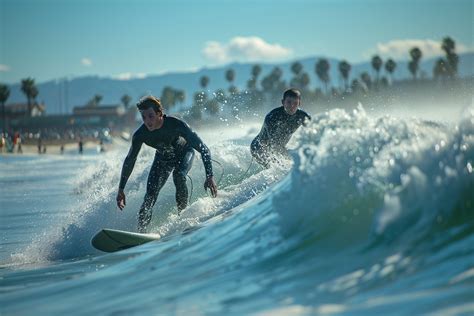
[1, 140, 108, 155]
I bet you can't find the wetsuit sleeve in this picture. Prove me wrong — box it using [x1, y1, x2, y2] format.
[259, 113, 275, 144]
[179, 121, 213, 178]
[118, 132, 143, 189]
[301, 111, 312, 126]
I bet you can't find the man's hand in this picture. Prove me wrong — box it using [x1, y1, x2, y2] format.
[116, 189, 126, 210]
[204, 176, 218, 198]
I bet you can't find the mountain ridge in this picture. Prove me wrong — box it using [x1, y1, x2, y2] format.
[5, 53, 473, 114]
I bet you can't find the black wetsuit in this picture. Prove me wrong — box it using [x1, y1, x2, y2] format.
[119, 115, 213, 231]
[251, 106, 311, 167]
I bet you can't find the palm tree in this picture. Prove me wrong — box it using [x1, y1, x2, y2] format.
[21, 77, 37, 117]
[160, 86, 177, 111]
[121, 94, 132, 108]
[261, 67, 286, 104]
[291, 61, 303, 76]
[410, 47, 422, 62]
[360, 72, 372, 91]
[408, 60, 417, 81]
[409, 47, 422, 80]
[0, 84, 10, 133]
[433, 58, 448, 81]
[300, 73, 310, 91]
[384, 59, 397, 84]
[441, 37, 455, 55]
[189, 103, 202, 121]
[225, 69, 236, 94]
[446, 52, 459, 78]
[338, 60, 351, 91]
[290, 61, 311, 91]
[371, 55, 383, 84]
[351, 79, 361, 94]
[206, 98, 220, 116]
[247, 65, 262, 90]
[31, 86, 39, 104]
[251, 64, 262, 78]
[175, 90, 185, 106]
[441, 37, 458, 79]
[315, 59, 330, 94]
[197, 76, 210, 107]
[200, 76, 209, 90]
[190, 91, 205, 120]
[290, 61, 301, 88]
[87, 94, 102, 107]
[247, 77, 257, 90]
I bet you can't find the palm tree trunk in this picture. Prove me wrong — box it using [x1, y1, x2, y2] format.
[27, 97, 32, 117]
[1, 102, 5, 134]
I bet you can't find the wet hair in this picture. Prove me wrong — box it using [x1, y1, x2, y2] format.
[136, 96, 163, 114]
[282, 88, 301, 100]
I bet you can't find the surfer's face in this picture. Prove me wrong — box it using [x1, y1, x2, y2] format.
[140, 108, 162, 131]
[282, 96, 300, 115]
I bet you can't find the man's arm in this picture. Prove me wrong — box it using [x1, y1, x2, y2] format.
[179, 121, 217, 197]
[119, 133, 143, 189]
[300, 110, 312, 127]
[256, 113, 272, 145]
[117, 132, 143, 209]
[179, 121, 213, 178]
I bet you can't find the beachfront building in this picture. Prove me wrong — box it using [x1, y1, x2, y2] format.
[1, 102, 137, 146]
[4, 102, 46, 119]
[72, 104, 127, 128]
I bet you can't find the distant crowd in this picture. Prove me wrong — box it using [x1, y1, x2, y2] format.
[0, 127, 111, 155]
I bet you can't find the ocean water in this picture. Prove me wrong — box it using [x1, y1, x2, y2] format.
[1, 104, 473, 315]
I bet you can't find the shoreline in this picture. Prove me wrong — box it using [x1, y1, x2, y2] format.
[0, 141, 107, 155]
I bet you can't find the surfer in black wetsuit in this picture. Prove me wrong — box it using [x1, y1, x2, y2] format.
[116, 96, 217, 232]
[251, 88, 311, 168]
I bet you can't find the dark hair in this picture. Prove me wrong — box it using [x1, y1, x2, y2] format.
[136, 95, 163, 113]
[282, 88, 301, 100]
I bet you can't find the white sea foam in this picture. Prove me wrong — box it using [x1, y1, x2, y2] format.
[274, 104, 474, 245]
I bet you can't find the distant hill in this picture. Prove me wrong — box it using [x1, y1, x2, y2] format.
[6, 53, 473, 114]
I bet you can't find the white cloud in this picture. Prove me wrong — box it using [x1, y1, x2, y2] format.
[0, 64, 11, 72]
[364, 39, 473, 60]
[81, 58, 93, 67]
[113, 72, 147, 80]
[203, 36, 292, 63]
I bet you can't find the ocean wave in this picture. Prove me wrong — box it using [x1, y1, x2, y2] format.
[274, 105, 474, 249]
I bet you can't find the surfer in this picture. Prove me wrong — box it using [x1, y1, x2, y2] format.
[251, 88, 311, 168]
[116, 95, 218, 232]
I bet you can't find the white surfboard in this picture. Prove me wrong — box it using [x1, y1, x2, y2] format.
[91, 228, 161, 252]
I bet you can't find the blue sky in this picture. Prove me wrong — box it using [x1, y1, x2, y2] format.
[1, 0, 472, 84]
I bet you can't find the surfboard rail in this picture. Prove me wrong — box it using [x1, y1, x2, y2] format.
[91, 228, 161, 252]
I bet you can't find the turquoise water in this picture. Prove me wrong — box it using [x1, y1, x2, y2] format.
[1, 106, 473, 315]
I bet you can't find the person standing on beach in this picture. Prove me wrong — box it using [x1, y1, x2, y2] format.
[251, 88, 311, 168]
[116, 96, 218, 232]
[0, 133, 4, 154]
[78, 138, 83, 154]
[16, 133, 22, 153]
[37, 137, 42, 154]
